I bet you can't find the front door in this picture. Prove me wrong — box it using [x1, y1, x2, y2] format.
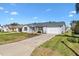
[18, 28, 22, 32]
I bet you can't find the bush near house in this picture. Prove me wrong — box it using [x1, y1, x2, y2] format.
[71, 21, 79, 34]
[67, 37, 79, 43]
[68, 21, 79, 43]
[74, 21, 79, 34]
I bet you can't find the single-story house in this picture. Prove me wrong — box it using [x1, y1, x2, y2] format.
[2, 21, 66, 34]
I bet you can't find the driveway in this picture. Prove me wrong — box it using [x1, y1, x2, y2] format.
[0, 34, 55, 56]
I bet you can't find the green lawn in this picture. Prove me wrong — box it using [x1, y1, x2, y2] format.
[31, 31, 79, 56]
[0, 32, 38, 45]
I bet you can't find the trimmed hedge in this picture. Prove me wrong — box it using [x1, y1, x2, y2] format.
[67, 37, 79, 43]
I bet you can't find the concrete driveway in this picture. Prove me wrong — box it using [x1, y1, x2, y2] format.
[0, 34, 55, 56]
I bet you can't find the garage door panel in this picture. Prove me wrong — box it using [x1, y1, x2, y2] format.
[46, 27, 62, 34]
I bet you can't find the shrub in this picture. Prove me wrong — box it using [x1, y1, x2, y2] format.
[37, 31, 41, 33]
[71, 21, 79, 34]
[78, 39, 79, 43]
[67, 37, 78, 43]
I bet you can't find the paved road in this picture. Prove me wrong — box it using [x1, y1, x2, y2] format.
[0, 34, 55, 56]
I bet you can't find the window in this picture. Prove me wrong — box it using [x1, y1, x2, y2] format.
[24, 27, 27, 31]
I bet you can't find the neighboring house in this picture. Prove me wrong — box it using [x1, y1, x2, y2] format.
[0, 25, 3, 32]
[3, 24, 24, 32]
[1, 21, 66, 34]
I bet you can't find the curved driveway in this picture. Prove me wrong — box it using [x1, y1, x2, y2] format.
[0, 34, 55, 56]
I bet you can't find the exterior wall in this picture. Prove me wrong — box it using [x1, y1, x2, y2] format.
[22, 25, 66, 34]
[3, 27, 9, 32]
[43, 27, 47, 33]
[16, 28, 19, 32]
[3, 26, 18, 32]
[61, 25, 66, 33]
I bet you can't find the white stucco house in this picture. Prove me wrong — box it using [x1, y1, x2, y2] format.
[22, 21, 66, 34]
[2, 21, 66, 34]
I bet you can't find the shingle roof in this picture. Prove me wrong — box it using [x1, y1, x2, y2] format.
[3, 21, 65, 28]
[27, 21, 66, 27]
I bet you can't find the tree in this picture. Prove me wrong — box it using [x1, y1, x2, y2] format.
[70, 20, 76, 34]
[74, 3, 79, 34]
[74, 21, 79, 34]
[70, 21, 76, 30]
[71, 20, 79, 34]
[76, 3, 79, 14]
[10, 22, 19, 26]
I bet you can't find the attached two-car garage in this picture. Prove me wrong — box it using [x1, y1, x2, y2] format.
[45, 27, 63, 34]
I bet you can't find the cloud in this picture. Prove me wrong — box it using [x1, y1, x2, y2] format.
[10, 18, 14, 20]
[33, 17, 38, 19]
[69, 10, 76, 17]
[4, 11, 9, 13]
[0, 7, 4, 10]
[70, 10, 76, 14]
[68, 10, 76, 17]
[45, 9, 52, 12]
[10, 11, 18, 15]
[10, 3, 16, 6]
[69, 14, 73, 17]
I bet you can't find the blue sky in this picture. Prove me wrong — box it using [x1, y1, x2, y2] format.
[0, 3, 78, 26]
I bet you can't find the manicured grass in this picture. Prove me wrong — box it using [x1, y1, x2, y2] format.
[32, 32, 79, 56]
[0, 32, 38, 45]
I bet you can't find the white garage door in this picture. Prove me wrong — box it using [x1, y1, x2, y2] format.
[46, 27, 62, 34]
